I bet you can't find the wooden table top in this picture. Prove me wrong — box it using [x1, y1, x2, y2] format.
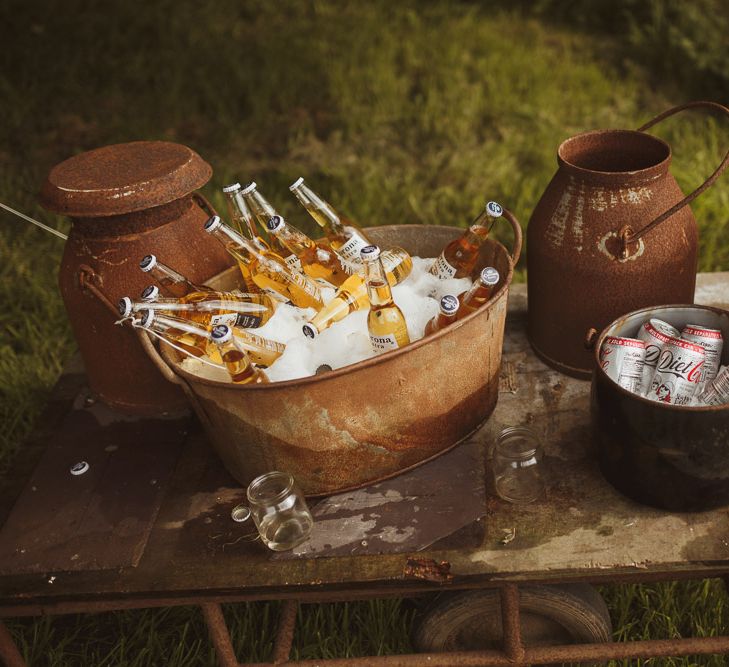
[1, 274, 728, 615]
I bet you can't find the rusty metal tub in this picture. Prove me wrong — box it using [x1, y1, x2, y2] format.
[143, 220, 521, 495]
[592, 304, 729, 511]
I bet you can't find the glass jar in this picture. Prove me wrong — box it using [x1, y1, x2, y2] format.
[246, 471, 313, 551]
[492, 427, 545, 504]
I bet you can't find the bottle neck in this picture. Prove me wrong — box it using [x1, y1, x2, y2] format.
[225, 190, 258, 240]
[146, 261, 200, 298]
[243, 188, 278, 226]
[147, 313, 210, 338]
[274, 223, 316, 254]
[470, 208, 499, 235]
[208, 222, 258, 264]
[291, 182, 344, 235]
[364, 257, 394, 307]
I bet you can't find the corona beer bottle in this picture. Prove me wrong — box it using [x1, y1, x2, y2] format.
[429, 201, 503, 279]
[361, 245, 410, 353]
[290, 177, 371, 271]
[239, 182, 296, 264]
[139, 254, 206, 298]
[136, 309, 215, 360]
[204, 215, 324, 310]
[457, 267, 500, 318]
[302, 247, 413, 338]
[210, 324, 269, 384]
[124, 284, 275, 328]
[424, 295, 459, 336]
[223, 182, 270, 251]
[266, 214, 348, 287]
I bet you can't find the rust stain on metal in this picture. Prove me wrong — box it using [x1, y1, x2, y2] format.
[157, 221, 521, 495]
[40, 141, 233, 414]
[403, 557, 454, 583]
[528, 101, 729, 379]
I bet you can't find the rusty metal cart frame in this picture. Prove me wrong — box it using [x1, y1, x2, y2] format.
[2, 277, 729, 666]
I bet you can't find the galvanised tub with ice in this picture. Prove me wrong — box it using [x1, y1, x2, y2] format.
[144, 220, 521, 496]
[591, 303, 729, 512]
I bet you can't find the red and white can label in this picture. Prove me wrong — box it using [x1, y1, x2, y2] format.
[600, 336, 646, 393]
[637, 320, 675, 394]
[681, 324, 724, 382]
[646, 336, 705, 405]
[700, 366, 729, 406]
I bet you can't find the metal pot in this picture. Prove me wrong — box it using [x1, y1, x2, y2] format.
[528, 101, 729, 379]
[591, 304, 729, 511]
[142, 218, 522, 496]
[40, 141, 234, 414]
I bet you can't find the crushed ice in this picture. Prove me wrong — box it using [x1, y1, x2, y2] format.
[181, 256, 472, 383]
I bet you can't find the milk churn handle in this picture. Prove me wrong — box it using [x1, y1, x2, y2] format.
[77, 265, 120, 318]
[501, 207, 523, 265]
[621, 100, 729, 250]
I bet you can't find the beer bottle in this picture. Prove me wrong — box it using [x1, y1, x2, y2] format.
[290, 177, 371, 271]
[130, 284, 275, 329]
[429, 201, 503, 279]
[457, 267, 500, 318]
[136, 309, 214, 360]
[266, 214, 348, 287]
[239, 182, 296, 264]
[204, 215, 324, 310]
[424, 295, 459, 336]
[361, 245, 410, 353]
[139, 254, 206, 298]
[210, 324, 269, 384]
[302, 247, 412, 338]
[223, 182, 270, 251]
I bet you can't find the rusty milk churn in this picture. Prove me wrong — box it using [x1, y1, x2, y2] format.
[527, 101, 729, 378]
[40, 141, 233, 414]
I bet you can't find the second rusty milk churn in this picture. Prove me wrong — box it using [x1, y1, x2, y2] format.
[40, 141, 233, 414]
[527, 101, 729, 378]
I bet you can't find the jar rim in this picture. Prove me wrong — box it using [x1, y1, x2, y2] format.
[247, 471, 294, 505]
[496, 426, 540, 458]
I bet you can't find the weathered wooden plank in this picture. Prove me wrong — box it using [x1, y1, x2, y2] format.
[0, 389, 189, 575]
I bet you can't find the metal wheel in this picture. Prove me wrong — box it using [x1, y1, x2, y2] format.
[412, 583, 612, 662]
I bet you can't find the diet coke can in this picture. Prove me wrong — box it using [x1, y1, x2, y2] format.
[636, 319, 679, 394]
[647, 336, 705, 405]
[699, 365, 729, 406]
[599, 336, 646, 393]
[681, 324, 724, 382]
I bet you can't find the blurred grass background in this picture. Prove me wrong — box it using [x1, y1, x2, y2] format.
[0, 0, 728, 664]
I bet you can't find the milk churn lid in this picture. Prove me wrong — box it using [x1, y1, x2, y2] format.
[39, 141, 212, 217]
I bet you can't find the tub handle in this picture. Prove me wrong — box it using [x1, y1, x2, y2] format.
[137, 330, 215, 427]
[584, 327, 599, 350]
[501, 207, 522, 265]
[619, 100, 729, 257]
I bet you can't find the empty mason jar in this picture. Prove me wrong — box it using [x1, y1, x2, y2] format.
[247, 471, 313, 551]
[492, 427, 545, 504]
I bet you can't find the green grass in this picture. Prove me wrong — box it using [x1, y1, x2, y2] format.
[1, 0, 729, 664]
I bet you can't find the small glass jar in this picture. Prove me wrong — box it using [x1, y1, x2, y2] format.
[246, 471, 313, 551]
[492, 427, 545, 504]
